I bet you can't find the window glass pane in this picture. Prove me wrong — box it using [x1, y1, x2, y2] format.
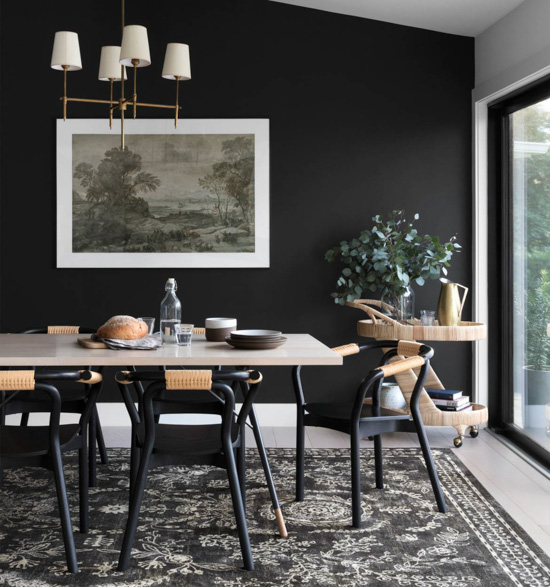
[511, 98, 550, 449]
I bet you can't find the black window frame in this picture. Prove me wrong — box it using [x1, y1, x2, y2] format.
[488, 75, 550, 470]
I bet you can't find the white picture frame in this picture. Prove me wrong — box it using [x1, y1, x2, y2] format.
[56, 118, 269, 268]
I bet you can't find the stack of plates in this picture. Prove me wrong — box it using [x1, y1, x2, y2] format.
[225, 329, 287, 349]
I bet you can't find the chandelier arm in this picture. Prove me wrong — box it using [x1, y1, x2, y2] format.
[133, 101, 182, 110]
[62, 97, 180, 110]
[63, 97, 119, 105]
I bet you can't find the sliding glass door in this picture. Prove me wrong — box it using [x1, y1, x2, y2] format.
[491, 81, 550, 466]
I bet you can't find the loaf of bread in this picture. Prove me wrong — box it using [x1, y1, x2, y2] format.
[97, 315, 148, 340]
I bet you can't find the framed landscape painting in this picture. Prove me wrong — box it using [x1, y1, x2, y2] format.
[56, 119, 269, 268]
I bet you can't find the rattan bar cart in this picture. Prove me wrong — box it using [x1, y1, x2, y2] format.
[347, 299, 488, 447]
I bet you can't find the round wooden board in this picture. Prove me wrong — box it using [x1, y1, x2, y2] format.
[356, 320, 487, 342]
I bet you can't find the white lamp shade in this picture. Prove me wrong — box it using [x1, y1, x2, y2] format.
[162, 43, 191, 80]
[51, 31, 82, 71]
[98, 46, 127, 81]
[120, 25, 151, 67]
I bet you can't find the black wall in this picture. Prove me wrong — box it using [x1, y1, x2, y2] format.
[0, 0, 475, 402]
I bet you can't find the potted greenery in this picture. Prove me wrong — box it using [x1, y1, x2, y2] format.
[325, 210, 461, 320]
[525, 269, 550, 405]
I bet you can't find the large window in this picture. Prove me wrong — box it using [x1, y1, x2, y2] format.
[490, 80, 550, 467]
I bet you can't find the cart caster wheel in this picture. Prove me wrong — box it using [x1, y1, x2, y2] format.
[453, 436, 463, 448]
[469, 426, 479, 438]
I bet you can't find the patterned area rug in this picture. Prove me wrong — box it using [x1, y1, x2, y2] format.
[1, 448, 549, 586]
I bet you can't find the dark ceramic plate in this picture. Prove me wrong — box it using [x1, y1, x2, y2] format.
[225, 336, 287, 349]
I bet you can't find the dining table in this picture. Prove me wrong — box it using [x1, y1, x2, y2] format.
[0, 332, 343, 367]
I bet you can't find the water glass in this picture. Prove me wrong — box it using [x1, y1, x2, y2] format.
[138, 317, 155, 335]
[175, 323, 194, 347]
[420, 310, 436, 326]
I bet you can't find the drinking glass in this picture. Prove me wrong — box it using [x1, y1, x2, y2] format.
[175, 323, 194, 346]
[138, 317, 155, 335]
[420, 310, 436, 326]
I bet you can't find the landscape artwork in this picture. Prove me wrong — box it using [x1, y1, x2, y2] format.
[57, 119, 269, 268]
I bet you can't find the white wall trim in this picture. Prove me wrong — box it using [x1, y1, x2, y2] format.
[473, 99, 489, 408]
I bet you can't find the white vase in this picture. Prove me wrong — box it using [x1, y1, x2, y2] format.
[380, 383, 407, 410]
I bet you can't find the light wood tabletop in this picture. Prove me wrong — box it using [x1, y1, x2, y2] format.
[0, 333, 343, 367]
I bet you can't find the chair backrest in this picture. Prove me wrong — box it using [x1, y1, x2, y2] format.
[0, 369, 102, 434]
[0, 369, 102, 423]
[378, 341, 442, 417]
[345, 340, 433, 419]
[116, 369, 263, 427]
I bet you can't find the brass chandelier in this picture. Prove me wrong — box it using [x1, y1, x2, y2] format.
[51, 0, 191, 150]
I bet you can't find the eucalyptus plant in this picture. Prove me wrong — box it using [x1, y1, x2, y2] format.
[326, 210, 461, 306]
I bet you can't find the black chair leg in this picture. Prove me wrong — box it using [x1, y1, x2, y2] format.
[79, 433, 89, 534]
[351, 426, 362, 529]
[293, 365, 306, 502]
[129, 435, 140, 503]
[118, 443, 154, 571]
[223, 436, 254, 571]
[89, 410, 97, 487]
[20, 412, 29, 426]
[248, 406, 287, 537]
[296, 407, 305, 502]
[374, 435, 384, 489]
[95, 408, 109, 465]
[51, 443, 78, 573]
[237, 421, 246, 512]
[414, 421, 447, 513]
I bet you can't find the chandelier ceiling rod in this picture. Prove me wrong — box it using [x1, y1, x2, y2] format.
[51, 0, 191, 150]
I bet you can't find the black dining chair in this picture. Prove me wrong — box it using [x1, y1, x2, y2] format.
[115, 368, 287, 572]
[0, 369, 103, 573]
[15, 326, 108, 486]
[293, 339, 447, 528]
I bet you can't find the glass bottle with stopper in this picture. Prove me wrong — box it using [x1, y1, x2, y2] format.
[160, 278, 181, 344]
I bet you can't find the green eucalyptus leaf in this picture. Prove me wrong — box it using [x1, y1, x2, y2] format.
[326, 210, 460, 301]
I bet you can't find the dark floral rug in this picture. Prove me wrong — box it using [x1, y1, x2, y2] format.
[0, 448, 549, 586]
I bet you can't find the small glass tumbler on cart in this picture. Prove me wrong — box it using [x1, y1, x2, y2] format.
[420, 310, 436, 326]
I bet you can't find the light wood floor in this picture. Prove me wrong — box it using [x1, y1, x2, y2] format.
[244, 425, 550, 557]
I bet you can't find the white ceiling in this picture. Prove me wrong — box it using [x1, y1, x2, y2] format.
[270, 0, 526, 37]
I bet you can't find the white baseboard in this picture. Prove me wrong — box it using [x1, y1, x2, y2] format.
[6, 403, 297, 449]
[5, 402, 297, 431]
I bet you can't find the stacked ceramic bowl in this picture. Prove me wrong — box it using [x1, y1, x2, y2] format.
[225, 329, 287, 349]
